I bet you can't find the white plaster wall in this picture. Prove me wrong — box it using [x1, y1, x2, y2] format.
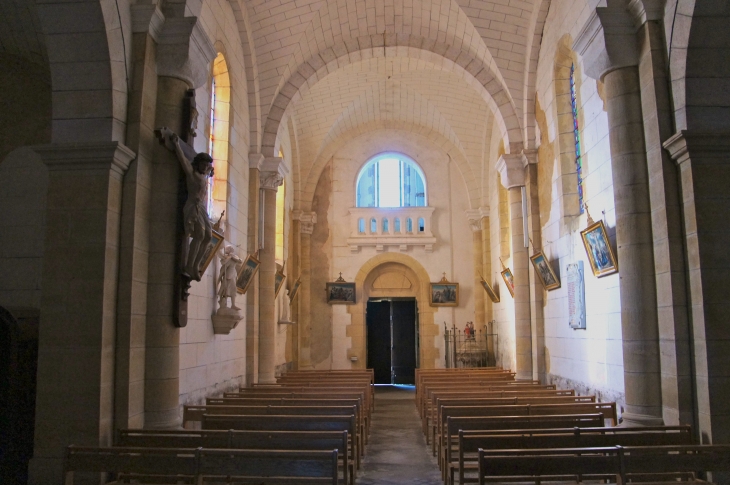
[531, 0, 624, 405]
[179, 0, 250, 406]
[320, 129, 475, 370]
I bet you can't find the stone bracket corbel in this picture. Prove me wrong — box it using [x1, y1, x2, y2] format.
[573, 6, 638, 81]
[156, 16, 217, 89]
[496, 154, 526, 189]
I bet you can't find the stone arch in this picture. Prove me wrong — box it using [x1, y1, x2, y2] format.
[261, 35, 524, 158]
[522, 0, 552, 148]
[227, 0, 262, 152]
[300, 121, 480, 212]
[346, 253, 440, 370]
[36, 0, 129, 143]
[671, 1, 730, 132]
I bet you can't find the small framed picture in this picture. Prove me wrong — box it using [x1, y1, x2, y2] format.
[430, 281, 459, 306]
[480, 277, 500, 303]
[236, 253, 261, 294]
[530, 251, 561, 290]
[198, 229, 225, 277]
[501, 268, 515, 297]
[274, 267, 286, 297]
[326, 281, 356, 304]
[580, 220, 619, 277]
[289, 277, 301, 303]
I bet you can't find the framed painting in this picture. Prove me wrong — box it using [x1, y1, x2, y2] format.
[198, 229, 224, 277]
[274, 268, 286, 297]
[326, 281, 356, 304]
[430, 282, 459, 307]
[289, 277, 301, 303]
[501, 268, 515, 297]
[530, 251, 561, 290]
[236, 253, 261, 294]
[580, 220, 619, 277]
[480, 277, 500, 303]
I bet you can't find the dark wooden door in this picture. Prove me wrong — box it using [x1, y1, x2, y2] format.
[391, 300, 416, 384]
[366, 300, 391, 384]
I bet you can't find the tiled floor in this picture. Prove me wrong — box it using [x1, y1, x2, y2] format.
[357, 385, 442, 485]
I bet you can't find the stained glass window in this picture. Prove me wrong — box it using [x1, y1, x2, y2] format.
[207, 76, 216, 216]
[570, 63, 585, 214]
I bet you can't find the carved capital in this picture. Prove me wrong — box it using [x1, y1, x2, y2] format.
[627, 0, 664, 29]
[496, 154, 525, 189]
[465, 209, 483, 232]
[301, 222, 315, 235]
[573, 6, 638, 81]
[156, 16, 216, 88]
[260, 172, 284, 191]
[35, 142, 136, 177]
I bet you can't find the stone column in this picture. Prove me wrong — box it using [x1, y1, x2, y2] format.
[575, 6, 662, 425]
[246, 154, 262, 385]
[258, 158, 285, 383]
[144, 15, 216, 429]
[466, 210, 486, 329]
[496, 154, 532, 379]
[523, 151, 546, 383]
[480, 214, 495, 363]
[665, 132, 730, 444]
[295, 211, 316, 369]
[28, 142, 135, 484]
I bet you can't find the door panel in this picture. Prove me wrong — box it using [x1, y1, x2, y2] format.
[391, 300, 416, 384]
[366, 301, 391, 384]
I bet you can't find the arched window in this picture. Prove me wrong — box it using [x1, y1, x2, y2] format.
[570, 63, 585, 214]
[358, 218, 365, 233]
[356, 153, 426, 207]
[207, 52, 230, 219]
[275, 178, 286, 262]
[394, 218, 401, 233]
[382, 218, 389, 233]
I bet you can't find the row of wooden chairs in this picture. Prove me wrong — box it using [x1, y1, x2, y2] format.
[63, 369, 374, 484]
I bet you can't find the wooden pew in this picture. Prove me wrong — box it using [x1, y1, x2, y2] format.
[476, 444, 730, 485]
[228, 388, 372, 418]
[183, 405, 362, 466]
[116, 429, 352, 485]
[449, 425, 692, 485]
[436, 402, 616, 460]
[203, 414, 359, 469]
[439, 413, 605, 469]
[423, 387, 572, 423]
[62, 445, 340, 485]
[429, 395, 597, 444]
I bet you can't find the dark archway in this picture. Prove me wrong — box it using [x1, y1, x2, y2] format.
[0, 306, 39, 485]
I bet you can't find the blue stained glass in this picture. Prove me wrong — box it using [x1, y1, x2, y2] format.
[570, 63, 585, 215]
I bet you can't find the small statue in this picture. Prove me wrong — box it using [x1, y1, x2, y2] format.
[464, 321, 475, 340]
[158, 126, 214, 281]
[217, 245, 243, 311]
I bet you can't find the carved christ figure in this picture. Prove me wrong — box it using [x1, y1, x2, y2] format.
[159, 127, 214, 281]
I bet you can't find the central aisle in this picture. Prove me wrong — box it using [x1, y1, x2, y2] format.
[357, 385, 442, 485]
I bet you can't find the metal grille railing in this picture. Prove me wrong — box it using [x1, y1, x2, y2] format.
[444, 321, 497, 368]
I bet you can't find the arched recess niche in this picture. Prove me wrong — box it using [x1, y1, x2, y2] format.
[346, 253, 439, 370]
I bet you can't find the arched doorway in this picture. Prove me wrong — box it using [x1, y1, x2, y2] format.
[347, 254, 440, 378]
[366, 297, 418, 384]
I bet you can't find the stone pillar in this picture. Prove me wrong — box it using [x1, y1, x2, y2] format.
[258, 158, 285, 383]
[632, 5, 694, 426]
[480, 214, 495, 363]
[245, 154, 262, 385]
[496, 154, 532, 379]
[144, 14, 216, 429]
[28, 142, 135, 484]
[466, 210, 486, 329]
[575, 6, 663, 425]
[523, 151, 546, 383]
[665, 132, 730, 444]
[295, 211, 316, 369]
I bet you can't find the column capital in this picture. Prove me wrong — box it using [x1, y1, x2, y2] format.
[34, 142, 136, 177]
[496, 153, 525, 189]
[465, 208, 489, 232]
[249, 153, 265, 170]
[259, 157, 288, 191]
[627, 0, 664, 29]
[664, 130, 730, 165]
[297, 211, 317, 235]
[573, 5, 638, 81]
[156, 16, 216, 88]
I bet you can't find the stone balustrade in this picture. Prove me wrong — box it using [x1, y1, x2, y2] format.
[346, 207, 436, 253]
